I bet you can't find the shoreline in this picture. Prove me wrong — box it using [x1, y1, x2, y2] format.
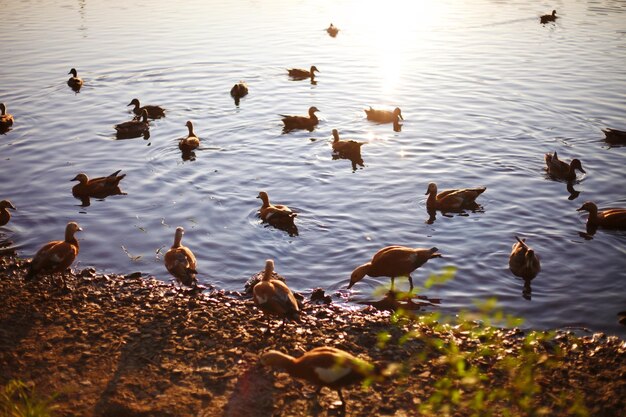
[1, 251, 624, 416]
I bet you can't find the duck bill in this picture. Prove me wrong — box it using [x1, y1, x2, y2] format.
[70, 175, 80, 181]
[399, 114, 404, 120]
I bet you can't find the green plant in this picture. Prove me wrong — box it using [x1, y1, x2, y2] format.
[0, 380, 58, 417]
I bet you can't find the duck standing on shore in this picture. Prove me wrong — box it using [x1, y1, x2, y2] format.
[253, 259, 299, 334]
[260, 346, 379, 411]
[127, 98, 165, 119]
[281, 106, 320, 132]
[0, 103, 14, 132]
[26, 222, 82, 289]
[67, 68, 83, 91]
[348, 246, 442, 291]
[0, 200, 16, 227]
[164, 227, 198, 288]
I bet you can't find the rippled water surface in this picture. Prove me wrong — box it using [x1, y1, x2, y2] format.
[1, 0, 625, 336]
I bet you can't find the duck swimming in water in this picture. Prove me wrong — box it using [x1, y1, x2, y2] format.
[425, 182, 486, 212]
[540, 10, 558, 24]
[71, 170, 126, 200]
[365, 106, 403, 124]
[127, 98, 165, 119]
[281, 106, 319, 132]
[288, 65, 319, 81]
[67, 68, 83, 91]
[115, 109, 149, 139]
[0, 103, 14, 132]
[577, 201, 626, 230]
[544, 151, 585, 182]
[0, 200, 16, 227]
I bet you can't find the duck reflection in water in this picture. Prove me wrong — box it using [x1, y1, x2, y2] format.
[509, 236, 541, 301]
[330, 129, 366, 171]
[71, 170, 127, 207]
[257, 191, 298, 236]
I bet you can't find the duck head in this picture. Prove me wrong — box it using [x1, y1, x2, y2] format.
[257, 191, 270, 205]
[65, 221, 83, 239]
[68, 68, 78, 77]
[310, 65, 320, 74]
[0, 200, 16, 211]
[570, 159, 586, 174]
[71, 173, 89, 184]
[577, 201, 598, 214]
[263, 259, 275, 280]
[127, 98, 140, 107]
[425, 182, 438, 195]
[332, 129, 340, 142]
[393, 107, 404, 120]
[308, 106, 320, 117]
[348, 263, 371, 289]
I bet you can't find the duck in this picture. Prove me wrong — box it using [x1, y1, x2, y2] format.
[331, 129, 365, 156]
[230, 82, 248, 99]
[602, 128, 626, 145]
[288, 65, 319, 80]
[179, 121, 200, 153]
[127, 98, 165, 119]
[577, 201, 626, 230]
[540, 10, 558, 24]
[253, 259, 300, 333]
[26, 222, 82, 288]
[164, 227, 198, 287]
[365, 106, 403, 124]
[0, 200, 16, 227]
[260, 346, 378, 410]
[0, 103, 14, 130]
[509, 236, 541, 280]
[67, 68, 83, 91]
[281, 106, 319, 131]
[425, 182, 486, 212]
[326, 23, 339, 37]
[544, 151, 585, 181]
[115, 109, 149, 138]
[257, 191, 297, 223]
[348, 246, 442, 291]
[71, 170, 126, 199]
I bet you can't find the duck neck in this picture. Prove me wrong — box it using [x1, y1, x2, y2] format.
[426, 190, 437, 207]
[260, 195, 270, 209]
[187, 124, 195, 138]
[173, 233, 182, 248]
[65, 231, 79, 248]
[0, 104, 5, 116]
[263, 262, 274, 281]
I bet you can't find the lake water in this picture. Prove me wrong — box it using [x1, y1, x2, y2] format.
[1, 0, 625, 337]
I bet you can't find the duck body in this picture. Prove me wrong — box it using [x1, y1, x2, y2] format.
[326, 23, 339, 37]
[71, 170, 126, 199]
[509, 236, 541, 280]
[179, 120, 200, 153]
[67, 68, 83, 91]
[257, 191, 296, 223]
[540, 10, 557, 23]
[425, 182, 486, 212]
[602, 128, 626, 145]
[230, 82, 248, 99]
[544, 151, 585, 181]
[364, 106, 403, 123]
[115, 109, 149, 138]
[26, 222, 82, 282]
[349, 246, 442, 290]
[577, 201, 626, 230]
[253, 260, 299, 332]
[0, 103, 14, 130]
[288, 65, 319, 80]
[127, 98, 165, 119]
[260, 346, 377, 408]
[281, 106, 319, 131]
[164, 227, 197, 287]
[0, 200, 16, 227]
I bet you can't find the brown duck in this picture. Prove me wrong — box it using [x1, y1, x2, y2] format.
[425, 182, 486, 212]
[540, 10, 557, 24]
[365, 106, 403, 123]
[253, 259, 299, 333]
[115, 109, 149, 138]
[326, 23, 339, 37]
[127, 98, 165, 119]
[230, 82, 249, 99]
[281, 106, 319, 131]
[26, 222, 82, 287]
[260, 347, 378, 411]
[602, 128, 626, 145]
[509, 236, 541, 280]
[349, 246, 442, 290]
[331, 129, 365, 156]
[67, 68, 83, 91]
[288, 65, 319, 80]
[544, 151, 585, 181]
[577, 201, 626, 230]
[0, 200, 16, 227]
[0, 103, 14, 130]
[179, 121, 200, 153]
[164, 227, 198, 287]
[71, 170, 126, 199]
[257, 191, 296, 222]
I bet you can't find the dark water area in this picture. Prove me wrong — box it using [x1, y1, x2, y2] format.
[0, 0, 625, 336]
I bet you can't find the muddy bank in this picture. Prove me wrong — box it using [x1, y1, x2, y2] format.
[0, 252, 624, 417]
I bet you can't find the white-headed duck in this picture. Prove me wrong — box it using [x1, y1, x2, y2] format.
[349, 246, 442, 291]
[425, 182, 486, 212]
[26, 222, 82, 287]
[0, 103, 14, 130]
[253, 259, 299, 333]
[288, 65, 319, 80]
[365, 106, 403, 124]
[540, 10, 557, 24]
[164, 227, 198, 287]
[281, 106, 319, 131]
[260, 346, 378, 410]
[71, 170, 126, 199]
[544, 151, 585, 182]
[127, 98, 165, 119]
[115, 109, 149, 138]
[0, 200, 16, 227]
[326, 23, 339, 37]
[577, 201, 626, 230]
[509, 236, 541, 280]
[179, 121, 200, 153]
[67, 68, 83, 91]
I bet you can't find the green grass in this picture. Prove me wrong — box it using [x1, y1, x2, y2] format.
[0, 380, 58, 417]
